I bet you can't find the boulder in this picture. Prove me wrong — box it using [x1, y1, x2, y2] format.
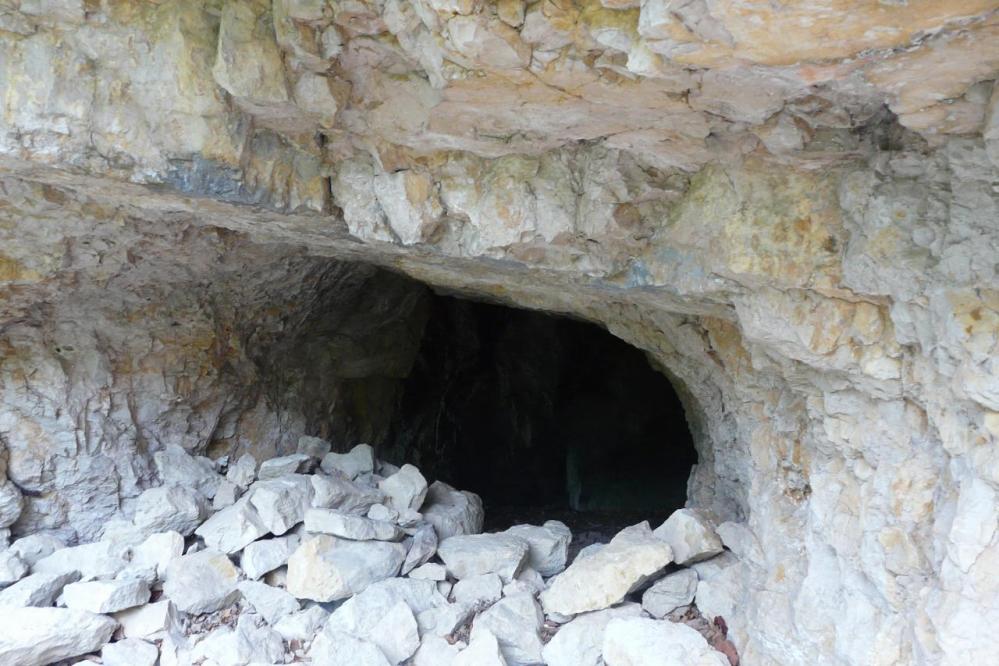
[453, 629, 507, 666]
[311, 473, 385, 514]
[0, 549, 28, 586]
[408, 562, 447, 581]
[194, 496, 269, 553]
[102, 638, 158, 666]
[502, 520, 572, 576]
[62, 578, 150, 613]
[273, 605, 329, 642]
[257, 453, 312, 479]
[132, 485, 208, 536]
[226, 453, 258, 489]
[191, 614, 285, 666]
[238, 580, 301, 625]
[602, 617, 729, 666]
[248, 474, 315, 535]
[32, 540, 128, 579]
[9, 533, 65, 567]
[309, 630, 391, 666]
[286, 535, 405, 602]
[422, 481, 484, 539]
[452, 572, 503, 608]
[541, 522, 672, 616]
[401, 523, 438, 574]
[241, 534, 300, 580]
[378, 464, 428, 512]
[0, 570, 80, 607]
[321, 444, 375, 479]
[305, 507, 403, 541]
[413, 635, 462, 666]
[642, 568, 698, 618]
[130, 531, 184, 578]
[0, 607, 117, 665]
[470, 592, 544, 665]
[541, 602, 643, 666]
[162, 549, 240, 614]
[114, 600, 178, 639]
[653, 509, 724, 565]
[438, 533, 528, 583]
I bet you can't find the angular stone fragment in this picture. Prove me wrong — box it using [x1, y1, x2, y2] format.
[378, 463, 428, 512]
[191, 614, 285, 665]
[453, 629, 507, 666]
[114, 600, 178, 638]
[286, 535, 405, 602]
[402, 522, 438, 574]
[130, 530, 184, 578]
[503, 520, 572, 576]
[133, 485, 208, 536]
[470, 592, 544, 665]
[238, 580, 300, 625]
[438, 533, 528, 583]
[641, 568, 698, 618]
[323, 599, 420, 665]
[542, 602, 643, 666]
[9, 533, 65, 567]
[102, 638, 158, 666]
[311, 473, 385, 514]
[194, 496, 269, 553]
[541, 522, 672, 616]
[226, 453, 258, 489]
[453, 572, 503, 608]
[413, 635, 462, 666]
[321, 443, 375, 479]
[248, 474, 315, 535]
[653, 508, 724, 565]
[0, 570, 79, 607]
[602, 617, 729, 666]
[0, 481, 23, 529]
[409, 562, 446, 581]
[309, 630, 391, 666]
[298, 434, 332, 459]
[422, 481, 484, 539]
[0, 607, 117, 665]
[257, 453, 312, 479]
[305, 507, 403, 541]
[62, 578, 150, 613]
[240, 534, 300, 580]
[273, 604, 329, 642]
[154, 444, 222, 498]
[162, 549, 240, 614]
[32, 540, 129, 578]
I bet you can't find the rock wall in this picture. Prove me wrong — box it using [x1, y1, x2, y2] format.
[1, 1, 998, 664]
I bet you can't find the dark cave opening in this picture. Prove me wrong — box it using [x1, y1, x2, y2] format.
[385, 293, 698, 536]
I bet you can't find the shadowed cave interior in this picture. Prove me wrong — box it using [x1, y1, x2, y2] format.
[383, 293, 698, 539]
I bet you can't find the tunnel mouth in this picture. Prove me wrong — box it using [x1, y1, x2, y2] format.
[383, 291, 698, 549]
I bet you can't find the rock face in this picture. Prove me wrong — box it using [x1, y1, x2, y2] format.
[0, 1, 997, 664]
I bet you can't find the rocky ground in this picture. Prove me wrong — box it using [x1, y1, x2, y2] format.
[0, 439, 742, 666]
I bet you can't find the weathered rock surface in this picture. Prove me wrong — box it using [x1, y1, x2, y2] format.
[423, 482, 485, 540]
[542, 602, 644, 666]
[438, 533, 529, 583]
[470, 592, 545, 665]
[0, 570, 79, 607]
[162, 549, 240, 614]
[62, 578, 150, 613]
[653, 509, 724, 565]
[305, 507, 403, 541]
[642, 568, 699, 618]
[602, 617, 729, 666]
[541, 523, 673, 616]
[0, 607, 117, 665]
[286, 535, 406, 602]
[322, 444, 376, 480]
[503, 521, 572, 576]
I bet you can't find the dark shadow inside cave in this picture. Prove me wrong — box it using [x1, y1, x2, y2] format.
[384, 293, 698, 536]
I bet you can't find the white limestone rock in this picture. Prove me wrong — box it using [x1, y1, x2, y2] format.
[114, 600, 178, 639]
[470, 592, 545, 665]
[602, 617, 729, 666]
[642, 568, 698, 618]
[413, 635, 462, 666]
[309, 630, 391, 666]
[453, 629, 508, 666]
[541, 522, 673, 616]
[401, 522, 438, 574]
[438, 533, 528, 583]
[248, 474, 315, 535]
[378, 463, 428, 513]
[194, 496, 270, 554]
[241, 534, 300, 580]
[102, 638, 158, 666]
[0, 481, 23, 529]
[453, 572, 503, 608]
[154, 444, 222, 498]
[717, 521, 765, 565]
[162, 549, 240, 614]
[32, 540, 129, 579]
[9, 533, 65, 567]
[0, 607, 117, 664]
[409, 562, 446, 581]
[286, 534, 406, 602]
[132, 485, 208, 536]
[653, 508, 724, 565]
[212, 479, 241, 510]
[62, 578, 150, 613]
[130, 530, 184, 578]
[0, 549, 28, 586]
[305, 507, 403, 541]
[226, 453, 258, 490]
[321, 444, 375, 479]
[298, 434, 332, 459]
[191, 614, 285, 666]
[422, 481, 484, 539]
[273, 604, 329, 642]
[503, 520, 572, 576]
[257, 453, 311, 479]
[691, 551, 747, 636]
[506, 567, 545, 596]
[238, 580, 301, 625]
[368, 503, 399, 522]
[311, 473, 385, 514]
[541, 602, 644, 666]
[0, 570, 79, 607]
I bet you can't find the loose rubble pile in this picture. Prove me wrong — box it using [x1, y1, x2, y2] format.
[0, 439, 742, 666]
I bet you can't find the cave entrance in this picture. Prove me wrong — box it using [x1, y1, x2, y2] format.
[385, 293, 697, 541]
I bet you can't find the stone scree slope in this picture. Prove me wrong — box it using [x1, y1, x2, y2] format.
[0, 442, 737, 666]
[1, 1, 998, 664]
